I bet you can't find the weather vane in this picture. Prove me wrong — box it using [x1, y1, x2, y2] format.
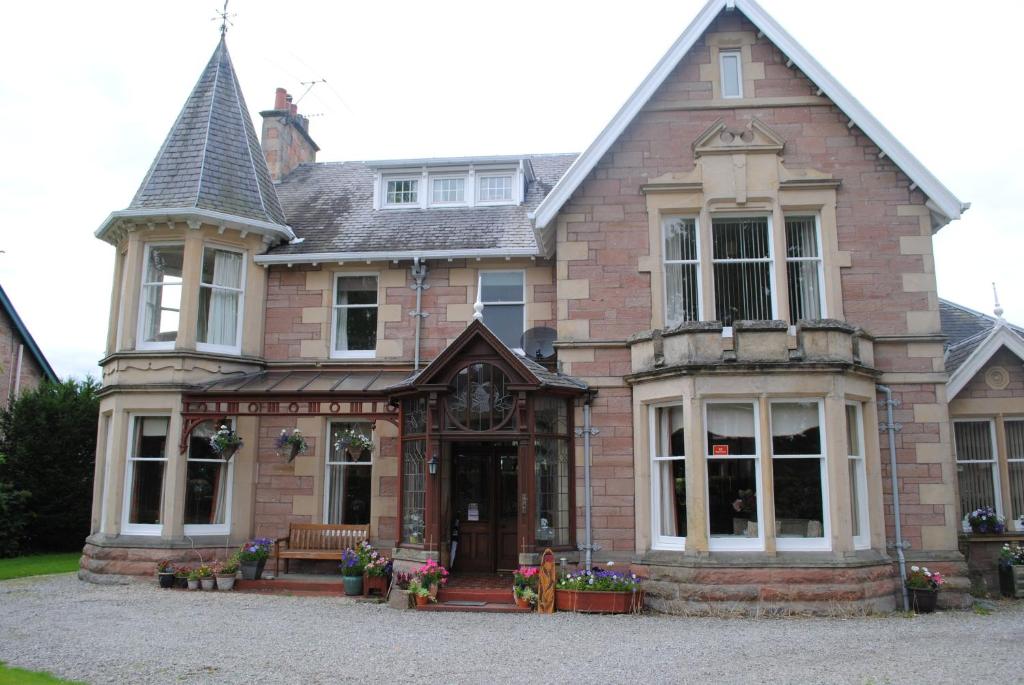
[214, 0, 235, 36]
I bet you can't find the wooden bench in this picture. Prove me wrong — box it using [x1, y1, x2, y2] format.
[274, 523, 369, 576]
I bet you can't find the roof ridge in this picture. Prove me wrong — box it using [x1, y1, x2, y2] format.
[223, 43, 272, 220]
[195, 38, 224, 210]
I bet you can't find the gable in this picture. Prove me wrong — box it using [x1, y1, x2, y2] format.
[957, 346, 1024, 401]
[948, 326, 1024, 400]
[531, 0, 966, 240]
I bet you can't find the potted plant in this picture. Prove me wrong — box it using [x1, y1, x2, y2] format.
[275, 428, 308, 462]
[340, 548, 366, 595]
[514, 586, 538, 610]
[238, 538, 273, 580]
[388, 572, 414, 610]
[414, 558, 449, 599]
[905, 565, 944, 613]
[156, 560, 175, 589]
[209, 424, 243, 461]
[174, 566, 191, 589]
[187, 569, 201, 591]
[195, 564, 215, 591]
[408, 578, 431, 607]
[513, 565, 539, 609]
[998, 543, 1024, 598]
[363, 546, 391, 597]
[214, 556, 239, 591]
[333, 428, 373, 461]
[967, 506, 1006, 534]
[555, 562, 644, 614]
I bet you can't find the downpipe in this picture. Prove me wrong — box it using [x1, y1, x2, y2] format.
[878, 384, 909, 612]
[410, 258, 428, 370]
[576, 391, 600, 569]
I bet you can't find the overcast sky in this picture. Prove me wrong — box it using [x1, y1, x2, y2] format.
[0, 0, 1020, 380]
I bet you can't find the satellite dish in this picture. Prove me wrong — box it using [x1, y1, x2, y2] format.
[521, 327, 557, 361]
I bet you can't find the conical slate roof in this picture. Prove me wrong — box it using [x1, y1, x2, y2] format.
[128, 37, 287, 227]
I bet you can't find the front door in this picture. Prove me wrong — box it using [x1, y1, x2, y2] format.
[451, 441, 519, 573]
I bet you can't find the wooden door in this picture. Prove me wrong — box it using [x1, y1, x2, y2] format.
[452, 446, 493, 572]
[495, 451, 519, 571]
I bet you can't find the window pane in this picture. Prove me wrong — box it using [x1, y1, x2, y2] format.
[1009, 422, 1024, 520]
[785, 217, 819, 259]
[403, 397, 427, 434]
[666, 263, 699, 324]
[386, 179, 418, 204]
[787, 260, 821, 323]
[771, 402, 821, 455]
[128, 460, 165, 525]
[482, 304, 524, 350]
[707, 458, 757, 537]
[845, 404, 861, 456]
[336, 276, 378, 305]
[707, 403, 756, 456]
[479, 175, 513, 202]
[721, 52, 741, 97]
[773, 458, 824, 538]
[200, 248, 243, 288]
[145, 245, 184, 284]
[197, 287, 240, 346]
[184, 460, 228, 525]
[447, 363, 514, 431]
[480, 272, 524, 302]
[664, 218, 697, 261]
[657, 459, 687, 538]
[535, 397, 568, 434]
[136, 417, 169, 458]
[432, 177, 465, 203]
[401, 440, 426, 543]
[712, 218, 770, 260]
[142, 244, 184, 344]
[535, 438, 570, 546]
[334, 276, 378, 353]
[849, 458, 863, 538]
[954, 421, 993, 461]
[713, 261, 772, 325]
[957, 462, 997, 515]
[655, 405, 685, 457]
[1006, 421, 1024, 459]
[326, 464, 371, 525]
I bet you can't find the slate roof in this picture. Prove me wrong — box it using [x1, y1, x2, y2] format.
[128, 37, 287, 227]
[266, 153, 577, 256]
[940, 299, 1024, 374]
[0, 283, 57, 383]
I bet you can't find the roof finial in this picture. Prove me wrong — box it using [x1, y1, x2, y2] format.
[215, 0, 234, 37]
[993, 282, 1005, 321]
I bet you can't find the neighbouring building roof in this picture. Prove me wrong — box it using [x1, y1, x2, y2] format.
[256, 153, 577, 261]
[531, 0, 968, 234]
[95, 37, 293, 245]
[0, 283, 58, 383]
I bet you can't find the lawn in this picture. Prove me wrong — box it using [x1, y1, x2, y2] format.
[0, 663, 83, 684]
[0, 553, 80, 581]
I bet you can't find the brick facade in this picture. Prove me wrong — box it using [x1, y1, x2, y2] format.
[0, 297, 51, 409]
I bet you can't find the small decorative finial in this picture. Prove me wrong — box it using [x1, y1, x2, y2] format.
[993, 282, 1005, 321]
[472, 299, 484, 322]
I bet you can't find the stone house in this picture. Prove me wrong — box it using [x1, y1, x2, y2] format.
[0, 283, 58, 407]
[83, 0, 996, 611]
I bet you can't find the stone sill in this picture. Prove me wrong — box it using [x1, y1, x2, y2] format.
[959, 532, 1024, 542]
[636, 549, 893, 569]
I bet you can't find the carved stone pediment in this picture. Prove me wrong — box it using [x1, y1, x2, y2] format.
[692, 118, 785, 157]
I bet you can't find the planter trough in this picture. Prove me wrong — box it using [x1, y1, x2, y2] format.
[555, 589, 644, 614]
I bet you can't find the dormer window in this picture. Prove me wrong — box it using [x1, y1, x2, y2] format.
[720, 49, 742, 99]
[431, 177, 466, 205]
[385, 178, 418, 206]
[478, 174, 514, 203]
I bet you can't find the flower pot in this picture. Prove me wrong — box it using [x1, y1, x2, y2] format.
[240, 559, 266, 580]
[157, 572, 175, 589]
[215, 575, 236, 591]
[908, 587, 938, 613]
[514, 595, 532, 610]
[187, 579, 200, 591]
[415, 594, 429, 607]
[200, 578, 215, 591]
[998, 562, 1014, 598]
[554, 589, 644, 614]
[343, 575, 364, 596]
[220, 444, 238, 461]
[364, 574, 388, 597]
[1012, 565, 1024, 599]
[175, 576, 188, 589]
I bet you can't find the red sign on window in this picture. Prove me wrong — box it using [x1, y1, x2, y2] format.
[712, 445, 729, 456]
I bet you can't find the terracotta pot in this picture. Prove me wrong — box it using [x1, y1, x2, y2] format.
[908, 587, 938, 613]
[554, 589, 644, 614]
[514, 596, 532, 610]
[415, 594, 429, 607]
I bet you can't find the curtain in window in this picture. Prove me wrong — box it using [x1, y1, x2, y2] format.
[954, 421, 997, 514]
[712, 218, 772, 325]
[770, 402, 819, 438]
[706, 403, 756, 438]
[1008, 421, 1024, 520]
[205, 250, 242, 346]
[785, 217, 822, 323]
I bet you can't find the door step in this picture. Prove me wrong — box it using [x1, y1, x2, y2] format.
[417, 602, 532, 614]
[438, 587, 513, 604]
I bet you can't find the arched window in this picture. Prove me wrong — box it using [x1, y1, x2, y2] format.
[446, 363, 515, 431]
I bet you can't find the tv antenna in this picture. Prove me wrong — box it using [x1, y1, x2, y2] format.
[296, 79, 327, 105]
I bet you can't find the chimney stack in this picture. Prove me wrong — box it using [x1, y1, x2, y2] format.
[260, 87, 320, 181]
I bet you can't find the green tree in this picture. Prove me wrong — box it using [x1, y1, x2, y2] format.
[0, 378, 99, 553]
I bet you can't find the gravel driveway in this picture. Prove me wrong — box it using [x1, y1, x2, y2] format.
[1, 574, 1020, 684]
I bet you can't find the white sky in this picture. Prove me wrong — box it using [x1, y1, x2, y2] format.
[0, 0, 1020, 379]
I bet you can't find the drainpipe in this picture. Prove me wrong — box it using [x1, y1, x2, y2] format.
[878, 384, 909, 612]
[576, 391, 600, 569]
[409, 259, 429, 370]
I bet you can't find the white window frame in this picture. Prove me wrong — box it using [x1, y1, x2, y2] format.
[704, 399, 765, 551]
[710, 214, 777, 334]
[195, 243, 246, 356]
[1006, 418, 1024, 530]
[324, 420, 375, 525]
[182, 419, 235, 536]
[136, 241, 184, 351]
[429, 174, 467, 207]
[121, 413, 170, 536]
[383, 176, 420, 207]
[330, 272, 379, 360]
[846, 401, 870, 550]
[478, 269, 526, 353]
[662, 215, 702, 325]
[650, 403, 686, 551]
[953, 418, 1003, 519]
[719, 49, 743, 99]
[784, 214, 827, 325]
[769, 399, 831, 552]
[476, 172, 516, 205]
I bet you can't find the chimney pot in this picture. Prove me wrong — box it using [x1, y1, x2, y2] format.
[274, 87, 288, 110]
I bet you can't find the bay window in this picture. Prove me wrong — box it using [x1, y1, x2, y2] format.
[651, 404, 686, 549]
[712, 217, 774, 327]
[332, 275, 378, 358]
[123, 415, 169, 534]
[846, 402, 870, 549]
[706, 401, 762, 549]
[479, 271, 525, 351]
[785, 216, 824, 323]
[326, 421, 373, 525]
[663, 217, 700, 325]
[184, 420, 232, 534]
[196, 246, 244, 352]
[954, 420, 1000, 518]
[139, 244, 184, 348]
[770, 401, 828, 550]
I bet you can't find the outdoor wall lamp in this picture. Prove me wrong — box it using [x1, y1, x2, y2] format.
[428, 452, 439, 476]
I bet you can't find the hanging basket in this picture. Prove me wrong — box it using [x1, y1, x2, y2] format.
[219, 443, 239, 461]
[287, 442, 302, 462]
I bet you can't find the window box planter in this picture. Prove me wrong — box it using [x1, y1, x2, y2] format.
[363, 573, 388, 597]
[555, 589, 644, 614]
[907, 588, 938, 613]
